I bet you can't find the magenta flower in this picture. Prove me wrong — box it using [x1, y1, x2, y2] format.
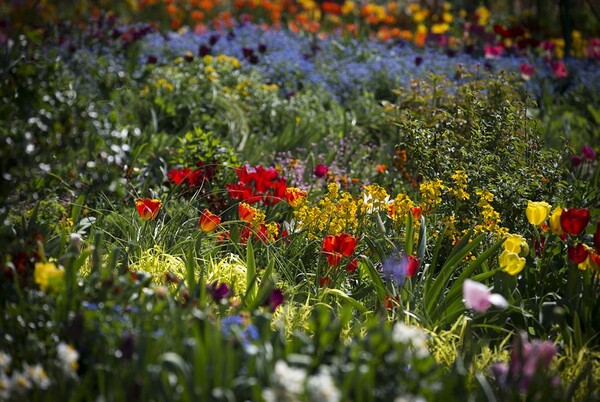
[519, 63, 535, 80]
[581, 145, 597, 161]
[550, 60, 567, 78]
[314, 164, 329, 178]
[463, 279, 508, 312]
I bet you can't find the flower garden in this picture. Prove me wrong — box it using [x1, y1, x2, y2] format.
[1, 0, 599, 400]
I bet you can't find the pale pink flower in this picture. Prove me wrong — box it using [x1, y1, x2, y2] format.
[463, 279, 508, 312]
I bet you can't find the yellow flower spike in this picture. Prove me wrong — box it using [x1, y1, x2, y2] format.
[549, 207, 564, 235]
[499, 250, 526, 276]
[525, 201, 551, 226]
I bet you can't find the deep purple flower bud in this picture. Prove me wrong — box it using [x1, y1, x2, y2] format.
[207, 281, 230, 302]
[198, 44, 211, 57]
[258, 43, 267, 54]
[242, 47, 254, 58]
[264, 289, 284, 311]
[209, 34, 220, 46]
[571, 155, 582, 166]
[146, 55, 158, 64]
[414, 56, 423, 66]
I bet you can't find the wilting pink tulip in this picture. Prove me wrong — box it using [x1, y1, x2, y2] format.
[463, 279, 508, 312]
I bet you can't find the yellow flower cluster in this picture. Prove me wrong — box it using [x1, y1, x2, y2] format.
[420, 179, 445, 208]
[448, 170, 470, 200]
[294, 182, 359, 235]
[474, 190, 508, 237]
[34, 262, 65, 292]
[263, 222, 281, 243]
[388, 193, 415, 223]
[155, 78, 174, 91]
[499, 234, 528, 275]
[361, 183, 390, 213]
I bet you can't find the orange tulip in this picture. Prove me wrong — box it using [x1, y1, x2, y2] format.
[136, 198, 161, 220]
[199, 209, 221, 232]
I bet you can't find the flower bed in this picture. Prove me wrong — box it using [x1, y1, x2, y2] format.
[1, 3, 599, 401]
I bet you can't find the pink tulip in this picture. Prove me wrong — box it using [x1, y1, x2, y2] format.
[463, 279, 508, 312]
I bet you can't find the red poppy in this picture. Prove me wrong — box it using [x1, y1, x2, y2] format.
[322, 233, 357, 266]
[560, 208, 591, 236]
[567, 243, 589, 264]
[199, 209, 221, 232]
[136, 198, 161, 220]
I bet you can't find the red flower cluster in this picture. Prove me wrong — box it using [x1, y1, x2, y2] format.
[226, 165, 287, 205]
[167, 162, 217, 187]
[322, 233, 357, 266]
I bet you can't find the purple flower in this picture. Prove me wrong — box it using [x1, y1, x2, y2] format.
[264, 288, 284, 312]
[571, 154, 582, 166]
[463, 279, 508, 312]
[207, 281, 231, 303]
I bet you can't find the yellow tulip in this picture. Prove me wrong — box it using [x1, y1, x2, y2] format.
[549, 207, 563, 235]
[499, 250, 526, 276]
[503, 234, 529, 256]
[525, 201, 551, 226]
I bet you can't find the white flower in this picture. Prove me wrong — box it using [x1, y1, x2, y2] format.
[57, 342, 79, 376]
[273, 360, 307, 396]
[395, 394, 426, 402]
[24, 363, 51, 390]
[0, 352, 12, 373]
[392, 322, 430, 358]
[11, 370, 31, 393]
[0, 373, 11, 399]
[307, 366, 340, 402]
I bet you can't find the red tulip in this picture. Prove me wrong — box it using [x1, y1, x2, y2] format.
[322, 233, 357, 266]
[405, 255, 420, 278]
[136, 198, 161, 220]
[567, 244, 589, 264]
[560, 208, 590, 236]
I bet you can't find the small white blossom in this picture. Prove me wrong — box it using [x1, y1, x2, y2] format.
[273, 360, 307, 396]
[395, 394, 426, 402]
[11, 370, 32, 392]
[57, 342, 79, 376]
[0, 352, 12, 373]
[0, 373, 11, 399]
[307, 366, 340, 402]
[392, 322, 430, 358]
[24, 363, 51, 389]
